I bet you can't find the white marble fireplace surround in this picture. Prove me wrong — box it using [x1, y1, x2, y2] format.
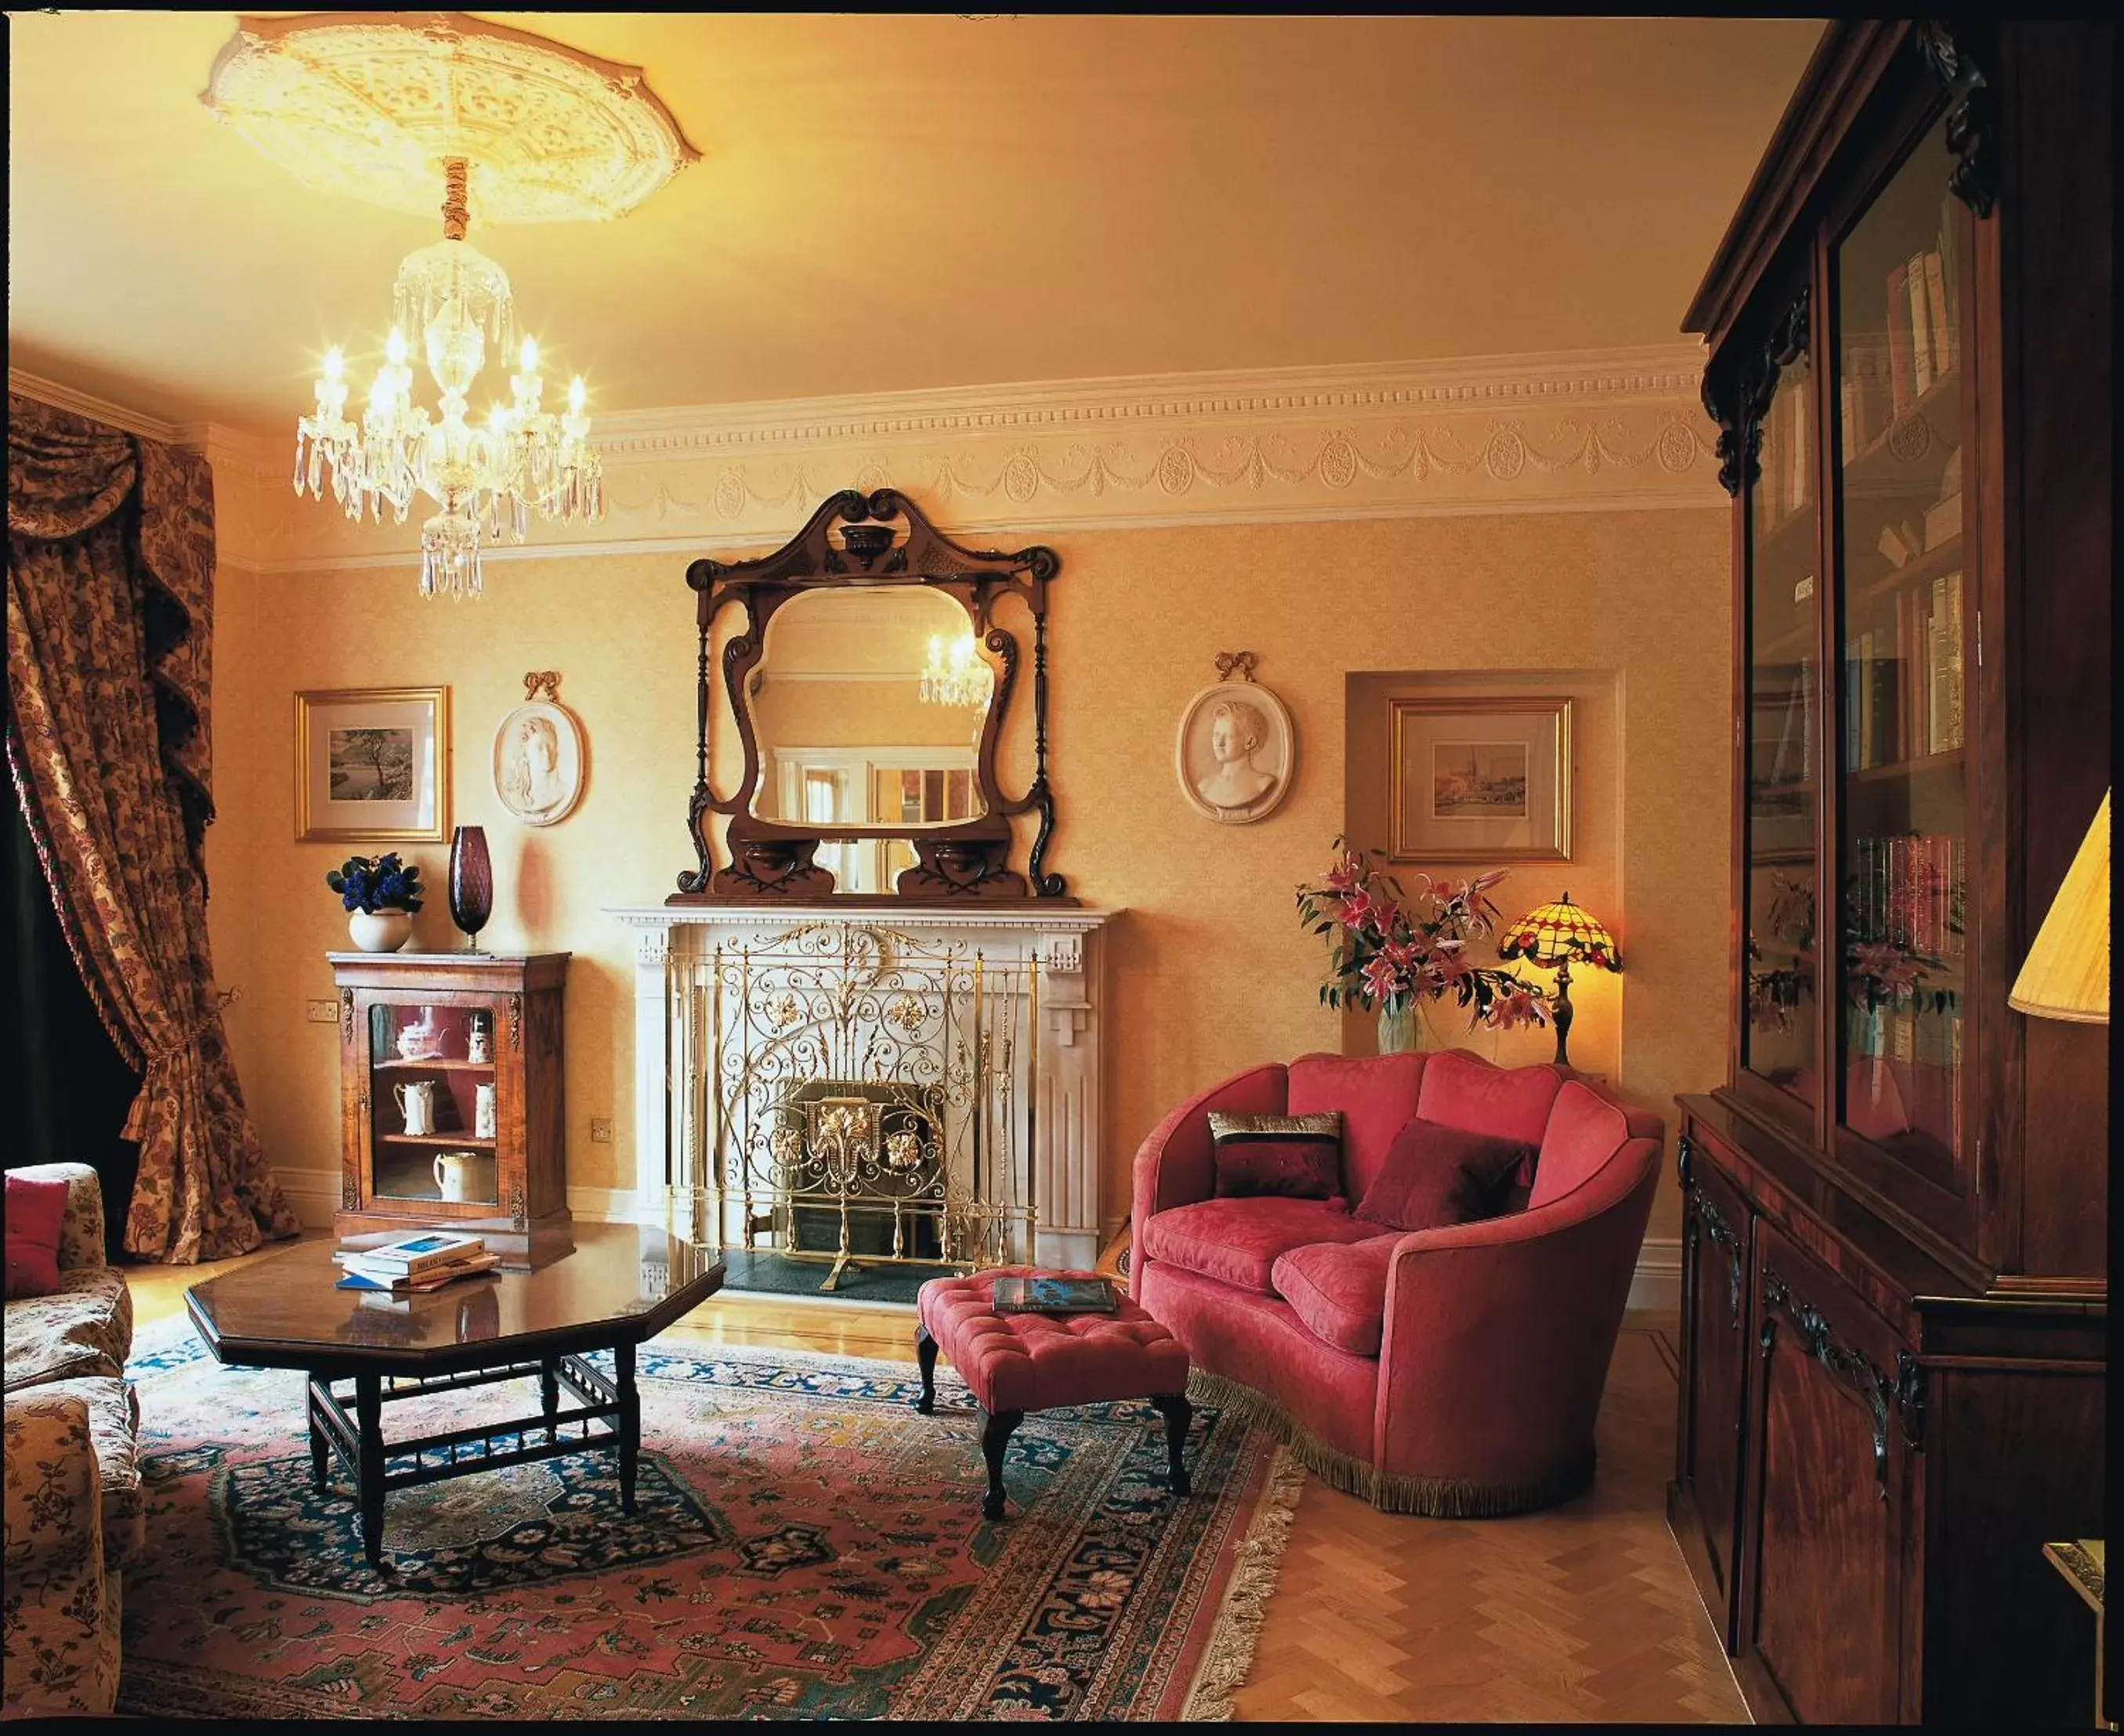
[611, 904, 1116, 1272]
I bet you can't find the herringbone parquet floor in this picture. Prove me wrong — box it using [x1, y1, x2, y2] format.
[135, 1240, 1745, 1723]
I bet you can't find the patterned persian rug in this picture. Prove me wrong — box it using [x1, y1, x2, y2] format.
[114, 1322, 1298, 1720]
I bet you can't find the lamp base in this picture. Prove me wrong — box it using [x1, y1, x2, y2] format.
[1550, 960, 1575, 1069]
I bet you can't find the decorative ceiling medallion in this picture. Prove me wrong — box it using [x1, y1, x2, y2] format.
[201, 12, 699, 226]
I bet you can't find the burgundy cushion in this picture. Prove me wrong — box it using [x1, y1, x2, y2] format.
[1354, 1116, 1534, 1232]
[1287, 1051, 1426, 1203]
[1531, 1082, 1662, 1209]
[1208, 1111, 1342, 1199]
[916, 1267, 1189, 1414]
[1138, 1196, 1382, 1296]
[1271, 1235, 1402, 1357]
[4, 1174, 69, 1300]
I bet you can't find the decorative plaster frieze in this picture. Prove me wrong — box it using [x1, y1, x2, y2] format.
[14, 344, 1720, 577]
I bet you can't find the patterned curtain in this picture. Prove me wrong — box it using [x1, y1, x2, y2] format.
[6, 393, 298, 1263]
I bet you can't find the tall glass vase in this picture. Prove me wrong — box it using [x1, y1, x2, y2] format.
[1377, 1000, 1420, 1055]
[447, 825, 493, 952]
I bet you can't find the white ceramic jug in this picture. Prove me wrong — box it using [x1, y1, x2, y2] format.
[432, 1148, 498, 1204]
[393, 1080, 436, 1137]
[474, 1082, 498, 1140]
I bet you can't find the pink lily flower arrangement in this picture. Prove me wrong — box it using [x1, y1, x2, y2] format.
[1296, 839, 1550, 1031]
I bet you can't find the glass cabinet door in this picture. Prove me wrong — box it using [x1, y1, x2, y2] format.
[1830, 111, 1970, 1184]
[1742, 332, 1822, 1105]
[366, 999, 502, 1207]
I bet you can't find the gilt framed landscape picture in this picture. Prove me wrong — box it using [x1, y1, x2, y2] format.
[1388, 696, 1572, 863]
[295, 686, 450, 844]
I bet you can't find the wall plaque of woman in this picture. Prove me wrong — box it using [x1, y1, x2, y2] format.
[492, 671, 587, 826]
[1175, 653, 1296, 826]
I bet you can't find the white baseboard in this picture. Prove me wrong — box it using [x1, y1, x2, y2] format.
[1629, 1236, 1682, 1316]
[273, 1166, 342, 1230]
[566, 1186, 642, 1224]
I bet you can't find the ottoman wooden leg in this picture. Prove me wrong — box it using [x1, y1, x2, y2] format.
[1152, 1394, 1193, 1497]
[914, 1323, 939, 1415]
[979, 1407, 1025, 1520]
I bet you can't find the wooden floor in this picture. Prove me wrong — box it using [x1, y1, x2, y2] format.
[129, 1237, 1747, 1724]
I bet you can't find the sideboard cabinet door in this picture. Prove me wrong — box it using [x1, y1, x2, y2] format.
[1672, 1140, 1753, 1650]
[1739, 1223, 1910, 1724]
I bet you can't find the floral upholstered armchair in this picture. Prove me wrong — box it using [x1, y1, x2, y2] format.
[3, 1165, 141, 1716]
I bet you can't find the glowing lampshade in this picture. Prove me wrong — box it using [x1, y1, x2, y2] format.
[2007, 791, 2109, 1024]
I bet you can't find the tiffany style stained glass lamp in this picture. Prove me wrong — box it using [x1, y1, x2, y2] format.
[1497, 892, 1622, 1069]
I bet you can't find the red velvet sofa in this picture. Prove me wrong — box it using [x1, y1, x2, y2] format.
[1130, 1049, 1661, 1516]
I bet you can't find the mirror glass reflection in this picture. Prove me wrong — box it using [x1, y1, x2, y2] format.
[747, 587, 989, 887]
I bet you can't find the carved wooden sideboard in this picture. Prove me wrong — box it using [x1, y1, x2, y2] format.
[1673, 21, 2109, 1724]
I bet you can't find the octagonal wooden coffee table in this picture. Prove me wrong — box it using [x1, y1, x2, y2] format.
[186, 1224, 724, 1565]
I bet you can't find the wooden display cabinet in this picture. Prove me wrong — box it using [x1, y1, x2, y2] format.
[329, 952, 573, 1266]
[1674, 21, 2108, 1725]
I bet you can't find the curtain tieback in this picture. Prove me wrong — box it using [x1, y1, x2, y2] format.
[137, 989, 238, 1065]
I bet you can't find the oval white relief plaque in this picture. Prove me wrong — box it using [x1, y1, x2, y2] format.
[1176, 653, 1295, 826]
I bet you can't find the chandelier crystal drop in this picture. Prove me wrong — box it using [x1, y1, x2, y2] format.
[292, 158, 605, 599]
[919, 631, 993, 709]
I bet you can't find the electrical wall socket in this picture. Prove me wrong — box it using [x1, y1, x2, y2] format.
[589, 1117, 613, 1144]
[305, 999, 338, 1024]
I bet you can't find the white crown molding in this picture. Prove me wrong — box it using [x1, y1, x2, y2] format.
[16, 345, 1721, 576]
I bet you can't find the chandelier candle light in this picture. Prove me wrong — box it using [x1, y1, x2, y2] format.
[293, 158, 603, 599]
[920, 631, 993, 709]
[1497, 892, 1622, 1069]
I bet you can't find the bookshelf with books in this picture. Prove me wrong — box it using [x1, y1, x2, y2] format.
[1677, 23, 2109, 1727]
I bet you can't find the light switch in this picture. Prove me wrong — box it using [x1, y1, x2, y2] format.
[306, 999, 338, 1024]
[590, 1117, 613, 1144]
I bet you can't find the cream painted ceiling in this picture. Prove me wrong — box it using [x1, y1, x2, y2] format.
[7, 12, 1825, 436]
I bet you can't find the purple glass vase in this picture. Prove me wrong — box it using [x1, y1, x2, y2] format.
[447, 826, 493, 952]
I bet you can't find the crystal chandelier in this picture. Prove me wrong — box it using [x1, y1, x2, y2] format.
[293, 158, 604, 598]
[920, 631, 993, 708]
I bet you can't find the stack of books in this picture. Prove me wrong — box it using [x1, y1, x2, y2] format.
[333, 1229, 497, 1293]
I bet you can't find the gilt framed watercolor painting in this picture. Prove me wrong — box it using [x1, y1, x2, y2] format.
[295, 686, 449, 844]
[1388, 696, 1571, 862]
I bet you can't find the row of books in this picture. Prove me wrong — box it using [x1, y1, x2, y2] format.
[1844, 571, 1964, 770]
[334, 1229, 496, 1293]
[1850, 832, 1965, 963]
[1840, 193, 1963, 458]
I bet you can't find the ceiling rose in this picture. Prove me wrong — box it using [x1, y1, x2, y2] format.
[201, 11, 699, 226]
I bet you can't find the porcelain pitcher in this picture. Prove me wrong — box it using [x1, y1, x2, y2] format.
[432, 1148, 498, 1204]
[393, 1080, 436, 1137]
[474, 1082, 498, 1140]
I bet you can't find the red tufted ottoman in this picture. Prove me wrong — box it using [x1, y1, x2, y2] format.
[914, 1266, 1193, 1521]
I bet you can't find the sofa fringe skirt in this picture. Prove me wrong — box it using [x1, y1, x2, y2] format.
[1187, 1369, 1596, 1517]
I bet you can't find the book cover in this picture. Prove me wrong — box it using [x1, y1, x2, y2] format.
[335, 1253, 498, 1293]
[1885, 262, 1915, 415]
[1942, 577, 1965, 750]
[991, 1275, 1116, 1315]
[1907, 251, 1934, 397]
[1923, 251, 1953, 378]
[338, 1229, 487, 1275]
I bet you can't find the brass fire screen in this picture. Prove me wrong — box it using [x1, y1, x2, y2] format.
[663, 922, 1040, 1289]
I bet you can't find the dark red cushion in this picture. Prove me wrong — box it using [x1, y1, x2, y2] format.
[1207, 1111, 1342, 1200]
[4, 1174, 70, 1299]
[1139, 1196, 1381, 1296]
[1271, 1235, 1402, 1357]
[1353, 1116, 1534, 1233]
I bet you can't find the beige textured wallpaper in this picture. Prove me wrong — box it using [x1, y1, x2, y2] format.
[206, 506, 1730, 1244]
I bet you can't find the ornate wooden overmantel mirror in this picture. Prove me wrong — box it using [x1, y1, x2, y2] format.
[671, 489, 1072, 905]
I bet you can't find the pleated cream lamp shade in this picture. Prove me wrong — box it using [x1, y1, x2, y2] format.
[2006, 790, 2109, 1024]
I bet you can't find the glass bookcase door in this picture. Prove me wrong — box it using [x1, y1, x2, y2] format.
[366, 999, 501, 1207]
[1742, 338, 1822, 1106]
[1830, 110, 1970, 1184]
